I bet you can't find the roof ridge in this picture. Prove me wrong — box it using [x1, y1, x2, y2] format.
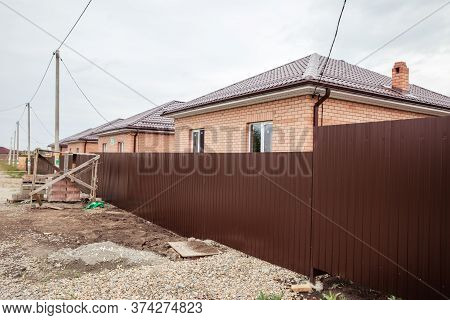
[127, 101, 178, 127]
[302, 53, 321, 80]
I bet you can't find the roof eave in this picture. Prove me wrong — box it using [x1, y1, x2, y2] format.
[166, 82, 450, 119]
[97, 127, 174, 137]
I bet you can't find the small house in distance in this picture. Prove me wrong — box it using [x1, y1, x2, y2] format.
[95, 100, 183, 153]
[49, 119, 122, 153]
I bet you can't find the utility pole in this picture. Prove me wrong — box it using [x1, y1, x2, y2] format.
[16, 121, 19, 166]
[12, 130, 16, 166]
[8, 136, 12, 165]
[54, 50, 60, 166]
[27, 103, 31, 174]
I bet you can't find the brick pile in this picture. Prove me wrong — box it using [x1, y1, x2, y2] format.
[47, 178, 81, 202]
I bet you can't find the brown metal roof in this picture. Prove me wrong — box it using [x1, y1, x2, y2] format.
[48, 119, 123, 147]
[95, 100, 183, 135]
[164, 53, 450, 115]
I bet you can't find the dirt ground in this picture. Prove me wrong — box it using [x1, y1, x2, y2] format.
[0, 170, 390, 300]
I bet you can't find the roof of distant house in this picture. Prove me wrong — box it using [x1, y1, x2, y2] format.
[48, 118, 123, 147]
[0, 147, 9, 154]
[164, 53, 450, 115]
[96, 100, 183, 135]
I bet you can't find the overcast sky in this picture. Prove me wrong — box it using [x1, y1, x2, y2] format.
[1, 0, 449, 150]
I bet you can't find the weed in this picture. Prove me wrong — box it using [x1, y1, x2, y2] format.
[256, 291, 283, 300]
[321, 291, 344, 300]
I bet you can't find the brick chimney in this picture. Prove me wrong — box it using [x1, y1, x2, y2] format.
[392, 61, 409, 92]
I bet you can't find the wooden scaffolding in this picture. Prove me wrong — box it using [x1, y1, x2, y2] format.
[28, 149, 100, 206]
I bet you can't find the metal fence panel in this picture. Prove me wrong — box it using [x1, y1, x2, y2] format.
[313, 116, 450, 299]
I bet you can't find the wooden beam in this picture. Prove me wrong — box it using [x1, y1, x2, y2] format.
[29, 155, 100, 196]
[67, 173, 94, 191]
[30, 149, 39, 205]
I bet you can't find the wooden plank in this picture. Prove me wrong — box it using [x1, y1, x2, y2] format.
[30, 155, 100, 196]
[168, 241, 220, 258]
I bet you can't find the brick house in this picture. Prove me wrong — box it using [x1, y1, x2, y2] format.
[49, 119, 122, 153]
[164, 53, 450, 153]
[96, 101, 182, 153]
[0, 146, 9, 161]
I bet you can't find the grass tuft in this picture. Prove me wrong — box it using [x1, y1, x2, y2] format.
[256, 291, 283, 300]
[321, 291, 345, 300]
[0, 161, 25, 178]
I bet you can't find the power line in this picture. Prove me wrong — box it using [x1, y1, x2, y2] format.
[18, 105, 27, 122]
[0, 0, 158, 107]
[56, 0, 94, 51]
[60, 57, 110, 124]
[29, 53, 54, 102]
[30, 107, 54, 138]
[0, 103, 26, 112]
[356, 1, 450, 65]
[313, 0, 347, 96]
[18, 121, 44, 146]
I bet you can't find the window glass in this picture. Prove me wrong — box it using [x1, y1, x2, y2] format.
[118, 142, 124, 153]
[250, 122, 272, 152]
[199, 130, 204, 153]
[250, 123, 262, 152]
[264, 123, 272, 152]
[192, 131, 199, 152]
[102, 143, 107, 152]
[192, 129, 204, 153]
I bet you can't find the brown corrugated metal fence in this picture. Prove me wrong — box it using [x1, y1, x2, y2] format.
[97, 153, 313, 276]
[312, 116, 449, 299]
[94, 115, 449, 299]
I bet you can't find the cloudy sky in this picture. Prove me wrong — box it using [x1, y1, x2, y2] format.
[1, 0, 449, 150]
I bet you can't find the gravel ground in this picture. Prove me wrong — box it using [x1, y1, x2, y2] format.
[2, 241, 306, 300]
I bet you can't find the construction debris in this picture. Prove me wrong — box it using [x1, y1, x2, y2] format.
[168, 240, 221, 258]
[8, 174, 50, 203]
[291, 282, 314, 293]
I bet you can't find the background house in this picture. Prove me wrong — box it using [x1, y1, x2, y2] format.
[96, 101, 183, 153]
[0, 147, 9, 161]
[49, 119, 122, 153]
[164, 53, 450, 153]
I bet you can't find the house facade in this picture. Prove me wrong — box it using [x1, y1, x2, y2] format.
[96, 101, 182, 153]
[49, 119, 122, 153]
[164, 54, 450, 153]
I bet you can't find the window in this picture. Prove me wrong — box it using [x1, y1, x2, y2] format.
[76, 147, 80, 153]
[118, 142, 124, 153]
[102, 143, 107, 152]
[192, 129, 204, 153]
[249, 122, 272, 152]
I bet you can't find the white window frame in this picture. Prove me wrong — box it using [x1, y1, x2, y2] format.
[102, 143, 107, 152]
[192, 129, 204, 153]
[118, 142, 124, 153]
[248, 121, 273, 153]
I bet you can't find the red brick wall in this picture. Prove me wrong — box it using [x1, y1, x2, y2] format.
[136, 132, 174, 152]
[98, 133, 136, 153]
[66, 142, 98, 153]
[174, 95, 427, 152]
[97, 131, 175, 153]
